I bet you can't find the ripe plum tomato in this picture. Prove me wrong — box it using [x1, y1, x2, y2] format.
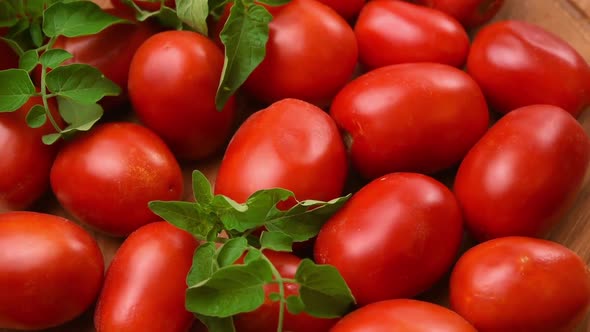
[314, 173, 463, 306]
[330, 63, 489, 180]
[454, 105, 590, 241]
[50, 122, 184, 237]
[95, 222, 198, 332]
[0, 40, 18, 70]
[412, 0, 505, 28]
[450, 237, 590, 332]
[0, 211, 104, 330]
[128, 30, 236, 160]
[214, 98, 347, 204]
[331, 299, 477, 332]
[52, 8, 157, 111]
[233, 251, 338, 332]
[316, 0, 365, 21]
[243, 0, 358, 106]
[467, 20, 590, 117]
[355, 0, 469, 69]
[0, 96, 61, 211]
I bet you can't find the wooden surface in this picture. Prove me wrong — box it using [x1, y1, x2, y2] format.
[3, 0, 590, 331]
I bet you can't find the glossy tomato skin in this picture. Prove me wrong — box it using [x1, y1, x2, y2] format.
[331, 63, 489, 180]
[50, 122, 184, 236]
[355, 0, 469, 69]
[0, 97, 61, 211]
[331, 299, 477, 332]
[314, 173, 463, 306]
[214, 98, 347, 203]
[244, 0, 358, 106]
[467, 20, 590, 117]
[454, 105, 590, 241]
[129, 30, 236, 160]
[233, 251, 338, 332]
[413, 0, 504, 28]
[95, 222, 198, 332]
[450, 237, 590, 332]
[316, 0, 365, 21]
[0, 211, 104, 330]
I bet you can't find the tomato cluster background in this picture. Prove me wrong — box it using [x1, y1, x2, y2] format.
[1, 0, 590, 331]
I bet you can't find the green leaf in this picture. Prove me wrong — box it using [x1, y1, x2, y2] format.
[295, 259, 355, 318]
[43, 1, 128, 38]
[286, 295, 305, 315]
[264, 194, 351, 242]
[216, 237, 248, 267]
[42, 132, 61, 145]
[208, 0, 229, 19]
[260, 231, 293, 252]
[186, 257, 274, 317]
[156, 6, 184, 30]
[25, 0, 46, 18]
[196, 315, 236, 332]
[216, 1, 272, 110]
[40, 49, 73, 68]
[26, 104, 47, 128]
[187, 242, 218, 286]
[46, 64, 120, 103]
[0, 1, 18, 28]
[244, 248, 262, 264]
[176, 0, 208, 35]
[192, 170, 213, 204]
[149, 201, 215, 239]
[0, 37, 24, 57]
[268, 292, 281, 302]
[19, 50, 39, 73]
[256, 0, 291, 5]
[56, 97, 103, 133]
[0, 69, 36, 112]
[29, 19, 44, 48]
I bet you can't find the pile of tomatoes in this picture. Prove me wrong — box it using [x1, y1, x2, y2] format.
[1, 0, 590, 331]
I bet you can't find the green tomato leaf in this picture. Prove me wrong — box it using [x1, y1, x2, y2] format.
[176, 0, 208, 35]
[268, 292, 281, 302]
[286, 295, 305, 315]
[187, 242, 218, 287]
[196, 315, 236, 332]
[56, 97, 103, 133]
[46, 63, 120, 103]
[295, 259, 355, 318]
[0, 37, 23, 57]
[42, 132, 61, 145]
[43, 1, 128, 38]
[216, 237, 248, 267]
[256, 0, 291, 5]
[19, 50, 39, 73]
[40, 49, 73, 68]
[29, 19, 44, 48]
[186, 257, 274, 317]
[216, 1, 272, 110]
[192, 170, 214, 204]
[156, 6, 184, 30]
[149, 200, 215, 239]
[25, 0, 46, 18]
[25, 104, 47, 128]
[0, 1, 19, 28]
[0, 69, 36, 112]
[208, 0, 229, 19]
[260, 231, 293, 252]
[244, 247, 262, 264]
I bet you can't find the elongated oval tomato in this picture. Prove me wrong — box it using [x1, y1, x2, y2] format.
[50, 122, 184, 236]
[129, 30, 236, 160]
[412, 0, 504, 28]
[0, 96, 61, 211]
[331, 63, 489, 180]
[316, 0, 365, 21]
[314, 173, 463, 306]
[95, 222, 198, 332]
[331, 299, 477, 331]
[450, 237, 590, 332]
[454, 105, 590, 241]
[214, 98, 347, 204]
[0, 211, 104, 330]
[244, 0, 358, 106]
[467, 20, 590, 117]
[355, 0, 469, 69]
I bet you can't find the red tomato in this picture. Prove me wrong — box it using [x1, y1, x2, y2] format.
[233, 251, 338, 332]
[330, 63, 489, 180]
[412, 0, 505, 28]
[0, 211, 104, 330]
[50, 122, 184, 236]
[51, 8, 157, 111]
[450, 237, 590, 332]
[454, 105, 590, 241]
[0, 96, 61, 211]
[112, 0, 175, 12]
[95, 222, 198, 332]
[214, 98, 347, 204]
[331, 299, 477, 331]
[355, 1, 469, 69]
[243, 0, 358, 106]
[467, 20, 590, 117]
[128, 30, 236, 160]
[314, 173, 463, 306]
[0, 39, 18, 71]
[315, 0, 365, 21]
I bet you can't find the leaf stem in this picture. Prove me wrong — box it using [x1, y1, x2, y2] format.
[40, 37, 63, 134]
[261, 253, 286, 332]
